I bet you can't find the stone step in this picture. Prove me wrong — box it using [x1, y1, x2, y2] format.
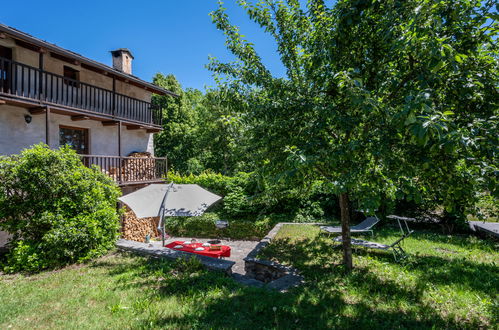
[231, 273, 265, 288]
[116, 239, 235, 275]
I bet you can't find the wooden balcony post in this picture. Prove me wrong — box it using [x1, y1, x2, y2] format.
[118, 121, 122, 157]
[112, 77, 116, 117]
[118, 121, 122, 184]
[38, 50, 44, 100]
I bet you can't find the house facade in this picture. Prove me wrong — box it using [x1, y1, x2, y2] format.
[0, 24, 174, 247]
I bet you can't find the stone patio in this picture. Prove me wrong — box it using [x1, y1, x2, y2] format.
[148, 237, 260, 275]
[116, 223, 317, 292]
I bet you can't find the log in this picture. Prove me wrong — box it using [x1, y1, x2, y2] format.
[121, 206, 160, 242]
[121, 152, 156, 182]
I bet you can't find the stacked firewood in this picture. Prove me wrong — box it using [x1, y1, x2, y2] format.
[122, 152, 156, 181]
[100, 167, 119, 181]
[128, 152, 152, 158]
[121, 206, 160, 242]
[107, 167, 119, 181]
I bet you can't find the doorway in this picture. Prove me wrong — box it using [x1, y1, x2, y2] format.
[59, 126, 89, 155]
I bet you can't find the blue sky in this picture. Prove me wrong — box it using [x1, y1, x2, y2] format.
[0, 0, 286, 91]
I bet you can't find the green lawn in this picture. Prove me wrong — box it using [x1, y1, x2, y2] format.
[0, 226, 497, 329]
[259, 225, 498, 328]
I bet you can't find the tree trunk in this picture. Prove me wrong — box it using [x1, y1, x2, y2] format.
[339, 192, 353, 271]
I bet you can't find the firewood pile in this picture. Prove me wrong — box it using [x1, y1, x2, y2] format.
[121, 206, 160, 242]
[100, 167, 118, 181]
[98, 152, 156, 182]
[122, 152, 156, 181]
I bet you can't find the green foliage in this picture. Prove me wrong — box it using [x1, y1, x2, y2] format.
[152, 74, 200, 174]
[195, 88, 253, 174]
[166, 171, 339, 239]
[470, 193, 499, 222]
[169, 171, 338, 221]
[168, 171, 257, 218]
[152, 74, 252, 175]
[165, 212, 272, 240]
[0, 144, 121, 272]
[208, 0, 498, 230]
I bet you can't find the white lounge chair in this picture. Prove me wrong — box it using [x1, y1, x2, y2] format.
[333, 215, 414, 261]
[320, 216, 380, 236]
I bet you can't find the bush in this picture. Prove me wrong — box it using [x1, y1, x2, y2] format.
[165, 212, 273, 240]
[168, 171, 259, 218]
[0, 144, 121, 272]
[167, 171, 340, 239]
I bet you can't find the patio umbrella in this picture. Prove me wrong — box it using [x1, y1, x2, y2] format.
[118, 183, 222, 245]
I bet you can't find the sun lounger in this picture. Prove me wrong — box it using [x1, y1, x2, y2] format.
[333, 215, 414, 261]
[320, 216, 380, 236]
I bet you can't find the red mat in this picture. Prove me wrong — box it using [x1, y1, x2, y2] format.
[165, 241, 231, 258]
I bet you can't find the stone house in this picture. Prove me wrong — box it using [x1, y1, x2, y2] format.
[0, 24, 175, 246]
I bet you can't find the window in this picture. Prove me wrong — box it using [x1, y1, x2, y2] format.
[0, 45, 12, 92]
[59, 126, 89, 154]
[63, 65, 79, 87]
[0, 45, 12, 59]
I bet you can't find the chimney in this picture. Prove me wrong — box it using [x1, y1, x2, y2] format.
[110, 48, 134, 74]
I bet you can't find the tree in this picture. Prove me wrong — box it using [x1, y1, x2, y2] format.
[209, 0, 498, 270]
[197, 88, 252, 175]
[153, 74, 253, 175]
[152, 74, 201, 174]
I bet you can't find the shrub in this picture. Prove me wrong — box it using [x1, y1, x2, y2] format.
[0, 144, 121, 272]
[168, 171, 259, 218]
[168, 171, 341, 221]
[166, 171, 341, 239]
[165, 212, 275, 240]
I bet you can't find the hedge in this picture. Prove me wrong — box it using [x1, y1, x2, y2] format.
[0, 144, 121, 272]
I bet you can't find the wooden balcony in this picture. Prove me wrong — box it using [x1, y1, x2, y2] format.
[81, 155, 168, 185]
[0, 57, 163, 127]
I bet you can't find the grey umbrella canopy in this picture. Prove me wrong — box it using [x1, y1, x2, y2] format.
[119, 183, 222, 218]
[118, 183, 222, 245]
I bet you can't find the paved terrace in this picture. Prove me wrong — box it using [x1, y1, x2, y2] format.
[117, 237, 259, 275]
[116, 223, 318, 291]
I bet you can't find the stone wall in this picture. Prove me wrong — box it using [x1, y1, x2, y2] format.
[0, 104, 154, 156]
[244, 258, 296, 283]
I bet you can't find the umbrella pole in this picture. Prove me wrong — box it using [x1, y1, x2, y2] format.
[158, 182, 174, 247]
[161, 213, 165, 247]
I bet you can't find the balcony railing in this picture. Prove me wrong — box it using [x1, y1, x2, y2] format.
[81, 155, 168, 185]
[0, 57, 162, 127]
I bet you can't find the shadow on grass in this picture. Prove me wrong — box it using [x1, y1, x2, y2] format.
[134, 265, 467, 329]
[87, 238, 495, 328]
[265, 231, 498, 294]
[102, 246, 486, 329]
[141, 286, 459, 329]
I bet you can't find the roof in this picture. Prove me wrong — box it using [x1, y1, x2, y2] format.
[111, 48, 134, 59]
[0, 24, 177, 97]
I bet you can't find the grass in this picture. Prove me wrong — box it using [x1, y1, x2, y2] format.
[259, 225, 498, 328]
[0, 226, 497, 329]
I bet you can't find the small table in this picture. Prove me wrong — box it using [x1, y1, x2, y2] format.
[165, 241, 231, 259]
